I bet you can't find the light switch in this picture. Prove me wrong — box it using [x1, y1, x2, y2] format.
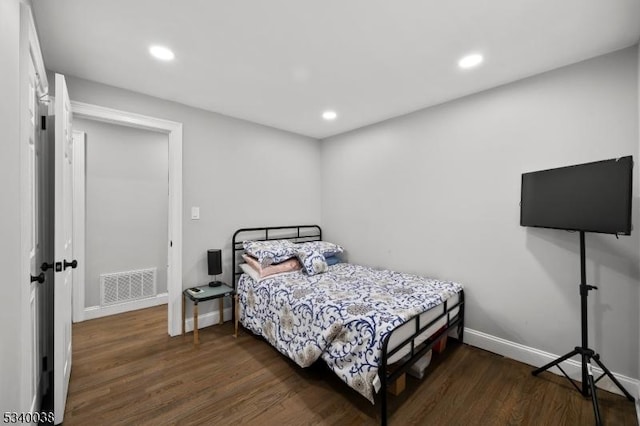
[191, 206, 200, 220]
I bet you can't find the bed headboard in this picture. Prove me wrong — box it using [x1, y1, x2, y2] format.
[232, 225, 322, 289]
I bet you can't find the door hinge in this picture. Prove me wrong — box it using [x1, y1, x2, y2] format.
[41, 116, 47, 130]
[42, 356, 48, 372]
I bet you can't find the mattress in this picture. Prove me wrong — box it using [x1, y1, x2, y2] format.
[237, 262, 463, 403]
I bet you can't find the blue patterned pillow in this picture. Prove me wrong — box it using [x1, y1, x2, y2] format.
[296, 247, 328, 276]
[243, 239, 297, 267]
[296, 241, 344, 257]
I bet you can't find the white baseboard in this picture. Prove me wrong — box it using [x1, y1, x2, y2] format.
[636, 381, 640, 424]
[183, 307, 233, 333]
[464, 328, 639, 398]
[83, 293, 168, 321]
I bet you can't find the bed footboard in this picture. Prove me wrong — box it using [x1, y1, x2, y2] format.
[379, 290, 465, 425]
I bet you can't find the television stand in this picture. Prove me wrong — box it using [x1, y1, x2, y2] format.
[531, 231, 634, 426]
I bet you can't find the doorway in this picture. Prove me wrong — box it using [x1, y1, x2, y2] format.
[71, 101, 183, 336]
[72, 121, 169, 320]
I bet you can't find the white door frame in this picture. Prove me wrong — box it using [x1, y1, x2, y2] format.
[71, 131, 85, 323]
[71, 101, 183, 336]
[636, 43, 640, 420]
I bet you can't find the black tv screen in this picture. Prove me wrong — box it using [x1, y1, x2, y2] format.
[520, 156, 633, 235]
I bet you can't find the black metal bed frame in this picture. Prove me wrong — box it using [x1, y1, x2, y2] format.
[231, 225, 465, 425]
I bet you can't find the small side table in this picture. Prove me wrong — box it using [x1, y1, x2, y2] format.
[182, 283, 235, 345]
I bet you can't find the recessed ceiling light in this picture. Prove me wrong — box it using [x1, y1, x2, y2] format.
[458, 53, 483, 69]
[149, 45, 175, 61]
[322, 110, 337, 121]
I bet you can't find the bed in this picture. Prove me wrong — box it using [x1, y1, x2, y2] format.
[232, 225, 465, 425]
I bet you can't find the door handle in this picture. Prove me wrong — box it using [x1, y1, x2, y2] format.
[63, 259, 78, 270]
[31, 273, 45, 284]
[41, 262, 54, 272]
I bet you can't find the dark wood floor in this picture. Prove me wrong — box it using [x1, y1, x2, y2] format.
[64, 305, 637, 425]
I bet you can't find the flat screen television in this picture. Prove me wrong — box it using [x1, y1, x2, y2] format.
[520, 156, 633, 235]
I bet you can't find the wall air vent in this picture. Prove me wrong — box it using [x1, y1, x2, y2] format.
[100, 268, 157, 306]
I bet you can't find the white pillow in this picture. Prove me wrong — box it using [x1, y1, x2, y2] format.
[239, 263, 260, 282]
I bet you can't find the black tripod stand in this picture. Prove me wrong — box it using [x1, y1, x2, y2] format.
[532, 231, 635, 425]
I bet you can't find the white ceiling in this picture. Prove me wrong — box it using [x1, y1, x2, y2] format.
[32, 0, 640, 139]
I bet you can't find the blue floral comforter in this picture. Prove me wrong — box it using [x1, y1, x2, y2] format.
[238, 262, 463, 402]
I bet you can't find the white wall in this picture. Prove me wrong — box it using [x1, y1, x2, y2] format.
[0, 0, 25, 413]
[321, 47, 639, 380]
[74, 118, 169, 307]
[58, 75, 322, 316]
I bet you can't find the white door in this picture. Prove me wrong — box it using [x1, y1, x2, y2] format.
[54, 73, 74, 425]
[19, 26, 43, 414]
